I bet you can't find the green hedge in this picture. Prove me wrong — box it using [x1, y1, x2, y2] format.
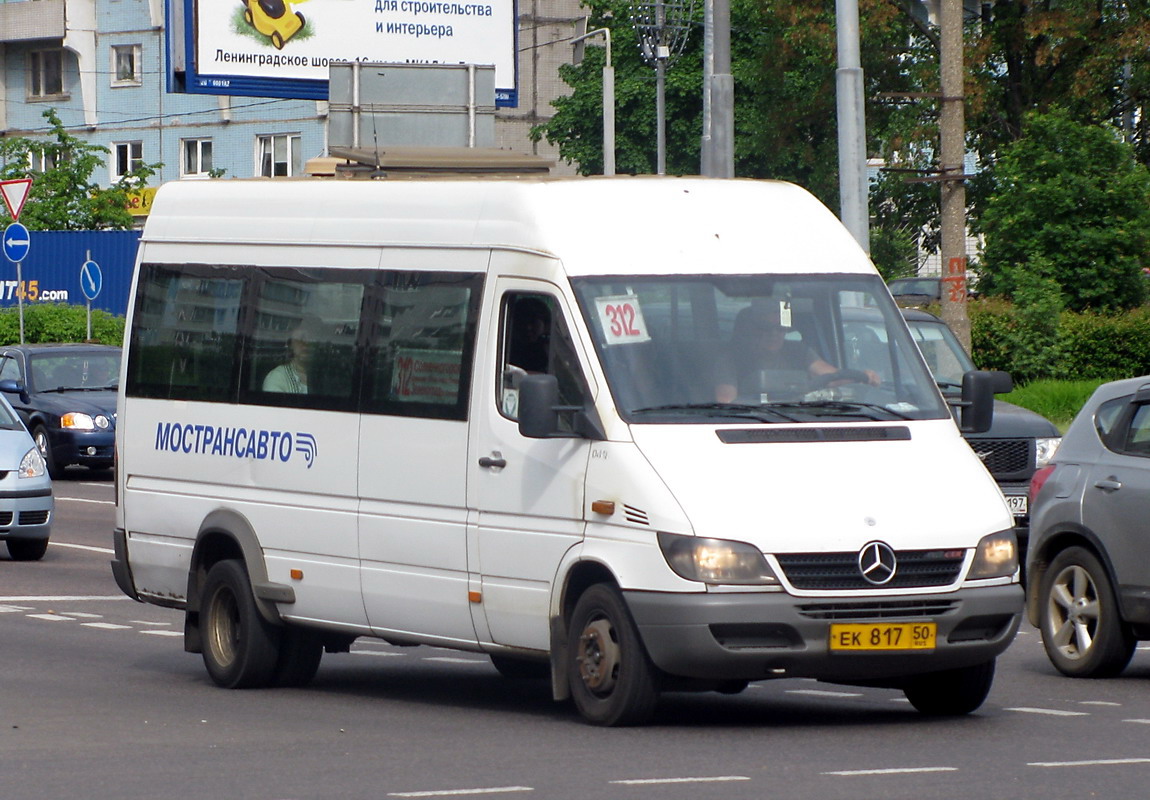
[0, 303, 125, 346]
[970, 298, 1150, 382]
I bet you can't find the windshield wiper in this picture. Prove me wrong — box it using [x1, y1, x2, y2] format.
[765, 400, 914, 421]
[630, 403, 801, 423]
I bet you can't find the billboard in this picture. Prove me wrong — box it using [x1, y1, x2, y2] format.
[169, 0, 519, 106]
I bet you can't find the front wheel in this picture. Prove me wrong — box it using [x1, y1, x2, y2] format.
[1039, 546, 1135, 678]
[567, 584, 659, 726]
[903, 660, 996, 716]
[201, 560, 281, 688]
[7, 538, 48, 561]
[32, 426, 62, 479]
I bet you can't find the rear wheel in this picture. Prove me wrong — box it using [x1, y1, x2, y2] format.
[7, 538, 48, 561]
[903, 659, 996, 716]
[567, 584, 659, 726]
[1039, 546, 1135, 678]
[201, 560, 281, 688]
[273, 628, 324, 687]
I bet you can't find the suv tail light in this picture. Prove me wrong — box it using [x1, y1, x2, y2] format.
[1029, 464, 1055, 502]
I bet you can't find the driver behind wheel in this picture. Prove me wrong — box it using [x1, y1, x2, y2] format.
[715, 302, 880, 403]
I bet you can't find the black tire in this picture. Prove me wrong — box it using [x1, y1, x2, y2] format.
[903, 659, 996, 716]
[32, 426, 63, 480]
[7, 538, 48, 561]
[272, 627, 324, 687]
[201, 560, 281, 689]
[1038, 546, 1135, 678]
[490, 654, 550, 680]
[567, 584, 659, 726]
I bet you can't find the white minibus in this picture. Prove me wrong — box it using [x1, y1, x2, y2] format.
[112, 176, 1022, 726]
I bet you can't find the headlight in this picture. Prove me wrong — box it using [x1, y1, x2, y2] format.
[967, 530, 1018, 580]
[18, 447, 46, 479]
[1035, 436, 1061, 468]
[658, 532, 779, 585]
[60, 412, 100, 430]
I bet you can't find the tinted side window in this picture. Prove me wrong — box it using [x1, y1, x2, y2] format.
[361, 271, 482, 421]
[241, 269, 366, 411]
[127, 264, 243, 401]
[498, 292, 588, 422]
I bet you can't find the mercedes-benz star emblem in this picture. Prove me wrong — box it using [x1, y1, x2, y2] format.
[858, 541, 897, 585]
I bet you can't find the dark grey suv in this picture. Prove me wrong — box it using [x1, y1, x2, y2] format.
[1027, 376, 1150, 678]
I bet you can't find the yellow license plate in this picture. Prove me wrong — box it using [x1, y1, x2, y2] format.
[829, 622, 937, 651]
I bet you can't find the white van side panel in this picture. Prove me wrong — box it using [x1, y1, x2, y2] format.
[121, 398, 366, 627]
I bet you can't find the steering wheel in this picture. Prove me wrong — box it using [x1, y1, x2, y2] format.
[812, 368, 871, 388]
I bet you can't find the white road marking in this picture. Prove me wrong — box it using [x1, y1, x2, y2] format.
[57, 496, 114, 505]
[353, 650, 406, 658]
[1029, 758, 1150, 768]
[1124, 719, 1150, 725]
[1080, 701, 1121, 706]
[388, 788, 533, 797]
[424, 657, 485, 664]
[786, 689, 863, 698]
[140, 630, 183, 637]
[50, 541, 114, 554]
[610, 776, 750, 785]
[62, 612, 103, 619]
[84, 622, 132, 630]
[26, 613, 72, 621]
[0, 604, 33, 612]
[823, 767, 958, 776]
[1005, 707, 1089, 716]
[0, 595, 126, 601]
[131, 620, 172, 626]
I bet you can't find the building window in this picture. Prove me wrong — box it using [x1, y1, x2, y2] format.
[27, 146, 68, 173]
[113, 141, 144, 181]
[181, 139, 213, 178]
[111, 45, 142, 86]
[28, 50, 65, 99]
[257, 134, 301, 177]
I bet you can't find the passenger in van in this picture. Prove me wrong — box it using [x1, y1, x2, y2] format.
[715, 304, 880, 403]
[508, 297, 551, 373]
[263, 320, 315, 393]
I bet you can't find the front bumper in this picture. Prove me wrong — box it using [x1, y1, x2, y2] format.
[50, 428, 115, 469]
[625, 584, 1022, 685]
[0, 486, 53, 542]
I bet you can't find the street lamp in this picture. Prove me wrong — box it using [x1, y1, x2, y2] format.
[572, 20, 616, 176]
[629, 0, 694, 175]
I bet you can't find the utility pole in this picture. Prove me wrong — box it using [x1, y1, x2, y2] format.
[938, 0, 970, 351]
[701, 0, 734, 177]
[835, 0, 869, 253]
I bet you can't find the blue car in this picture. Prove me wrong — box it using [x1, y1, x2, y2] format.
[0, 391, 53, 560]
[0, 344, 120, 479]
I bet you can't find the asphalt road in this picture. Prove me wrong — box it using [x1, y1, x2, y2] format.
[3, 469, 1150, 800]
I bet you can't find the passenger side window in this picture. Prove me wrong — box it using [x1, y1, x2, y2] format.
[499, 293, 588, 422]
[244, 271, 364, 410]
[361, 271, 482, 421]
[1122, 403, 1150, 456]
[0, 356, 21, 384]
[127, 265, 244, 401]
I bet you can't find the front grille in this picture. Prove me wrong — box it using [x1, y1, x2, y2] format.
[0, 511, 12, 527]
[19, 510, 49, 525]
[798, 599, 959, 620]
[969, 438, 1031, 479]
[776, 549, 965, 590]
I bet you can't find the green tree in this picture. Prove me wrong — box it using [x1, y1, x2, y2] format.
[0, 108, 161, 230]
[977, 108, 1150, 312]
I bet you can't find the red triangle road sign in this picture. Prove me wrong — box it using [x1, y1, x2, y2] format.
[1, 179, 33, 222]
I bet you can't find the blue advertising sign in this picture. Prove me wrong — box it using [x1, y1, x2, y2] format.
[3, 222, 31, 264]
[80, 260, 103, 301]
[0, 230, 138, 315]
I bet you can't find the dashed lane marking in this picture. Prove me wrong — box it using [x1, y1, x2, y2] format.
[424, 657, 485, 664]
[84, 622, 132, 630]
[610, 776, 750, 785]
[0, 596, 127, 602]
[1029, 758, 1150, 768]
[50, 542, 114, 554]
[1005, 707, 1090, 716]
[388, 788, 533, 797]
[26, 613, 72, 621]
[56, 497, 113, 505]
[139, 630, 183, 637]
[823, 767, 958, 776]
[787, 689, 863, 698]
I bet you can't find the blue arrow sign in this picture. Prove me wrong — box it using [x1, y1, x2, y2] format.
[80, 259, 103, 301]
[3, 222, 30, 263]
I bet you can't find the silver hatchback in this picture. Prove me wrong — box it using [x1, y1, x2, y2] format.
[1027, 376, 1150, 677]
[0, 391, 53, 560]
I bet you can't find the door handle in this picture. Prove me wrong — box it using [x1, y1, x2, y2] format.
[1093, 477, 1122, 492]
[478, 454, 507, 469]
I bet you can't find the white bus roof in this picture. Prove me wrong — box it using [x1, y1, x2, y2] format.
[141, 176, 874, 278]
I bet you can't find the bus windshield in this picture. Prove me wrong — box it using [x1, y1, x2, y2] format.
[571, 274, 950, 424]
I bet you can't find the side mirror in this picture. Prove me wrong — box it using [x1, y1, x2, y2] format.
[958, 370, 998, 434]
[0, 378, 29, 404]
[987, 370, 1013, 394]
[518, 374, 562, 439]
